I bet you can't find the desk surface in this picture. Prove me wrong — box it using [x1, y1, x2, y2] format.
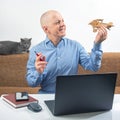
[0, 94, 120, 120]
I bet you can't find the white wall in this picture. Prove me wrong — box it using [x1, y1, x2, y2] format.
[0, 0, 120, 52]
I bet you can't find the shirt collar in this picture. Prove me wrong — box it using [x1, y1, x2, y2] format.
[44, 36, 65, 46]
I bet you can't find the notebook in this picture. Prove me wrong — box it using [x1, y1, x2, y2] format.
[44, 73, 117, 116]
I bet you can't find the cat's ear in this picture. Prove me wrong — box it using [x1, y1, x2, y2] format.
[20, 38, 24, 42]
[29, 38, 32, 41]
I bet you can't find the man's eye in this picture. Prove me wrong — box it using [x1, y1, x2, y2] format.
[55, 21, 60, 25]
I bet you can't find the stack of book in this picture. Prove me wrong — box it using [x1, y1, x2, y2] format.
[1, 93, 38, 108]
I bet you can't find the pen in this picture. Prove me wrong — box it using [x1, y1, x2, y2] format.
[34, 51, 45, 61]
[34, 51, 39, 56]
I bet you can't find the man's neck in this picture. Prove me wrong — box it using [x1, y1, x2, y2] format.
[47, 36, 61, 46]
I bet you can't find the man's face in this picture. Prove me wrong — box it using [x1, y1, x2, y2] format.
[45, 12, 66, 39]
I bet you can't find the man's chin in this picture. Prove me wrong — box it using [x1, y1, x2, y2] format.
[61, 33, 66, 37]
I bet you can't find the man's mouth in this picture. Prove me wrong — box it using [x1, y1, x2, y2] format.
[59, 27, 65, 32]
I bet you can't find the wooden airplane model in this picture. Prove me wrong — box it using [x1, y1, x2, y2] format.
[89, 19, 114, 32]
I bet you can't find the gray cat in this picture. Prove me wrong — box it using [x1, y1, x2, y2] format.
[0, 38, 31, 55]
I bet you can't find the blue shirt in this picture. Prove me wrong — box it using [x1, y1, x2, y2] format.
[26, 37, 103, 93]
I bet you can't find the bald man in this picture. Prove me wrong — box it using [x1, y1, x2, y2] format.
[26, 10, 107, 94]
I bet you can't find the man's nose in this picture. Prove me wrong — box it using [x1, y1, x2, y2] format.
[60, 21, 65, 26]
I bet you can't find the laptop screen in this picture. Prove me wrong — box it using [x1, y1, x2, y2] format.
[45, 73, 117, 116]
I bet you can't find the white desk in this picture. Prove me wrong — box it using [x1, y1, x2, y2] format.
[0, 94, 120, 120]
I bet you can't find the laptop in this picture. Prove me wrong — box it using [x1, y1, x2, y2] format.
[44, 73, 117, 116]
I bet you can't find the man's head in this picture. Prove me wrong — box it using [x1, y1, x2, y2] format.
[40, 10, 66, 42]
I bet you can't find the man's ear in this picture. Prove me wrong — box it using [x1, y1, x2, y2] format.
[42, 26, 48, 33]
